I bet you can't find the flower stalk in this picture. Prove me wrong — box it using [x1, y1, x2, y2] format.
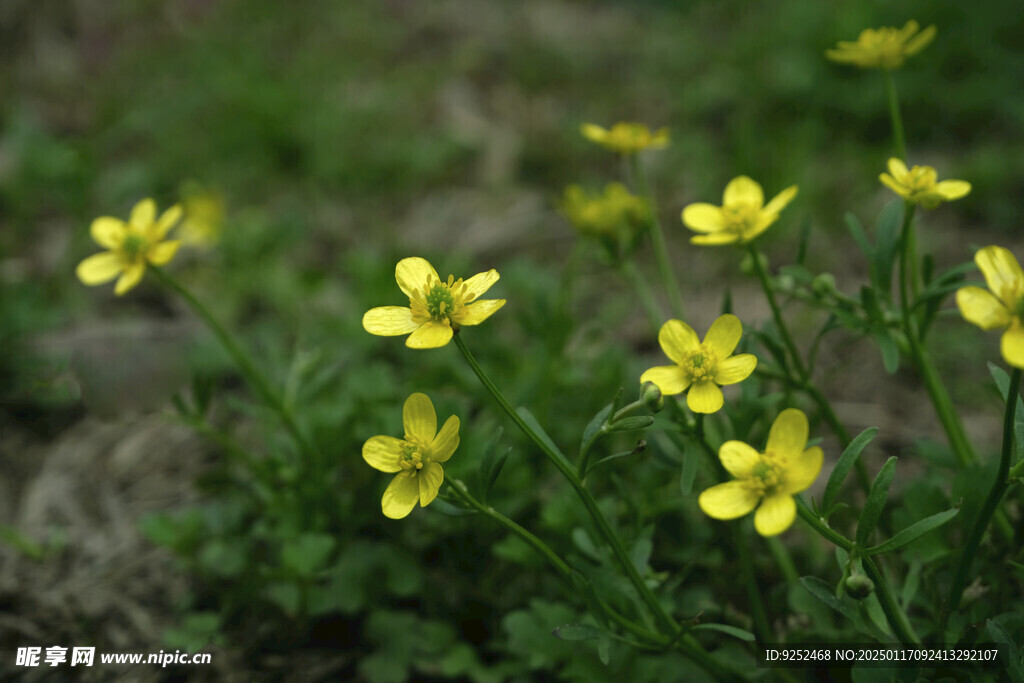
[630, 155, 685, 320]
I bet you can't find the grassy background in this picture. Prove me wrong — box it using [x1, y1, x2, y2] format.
[2, 0, 1023, 680]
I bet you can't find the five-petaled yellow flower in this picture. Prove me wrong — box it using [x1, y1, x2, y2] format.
[76, 198, 182, 295]
[363, 392, 460, 519]
[363, 257, 506, 349]
[580, 122, 669, 154]
[560, 182, 648, 238]
[640, 314, 757, 413]
[698, 408, 823, 536]
[879, 158, 971, 209]
[825, 20, 936, 69]
[957, 246, 1024, 369]
[681, 176, 798, 245]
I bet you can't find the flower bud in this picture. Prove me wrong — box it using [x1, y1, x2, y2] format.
[640, 381, 664, 412]
[739, 251, 769, 277]
[844, 574, 875, 600]
[812, 273, 837, 298]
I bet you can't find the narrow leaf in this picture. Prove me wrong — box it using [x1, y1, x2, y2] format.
[692, 623, 756, 642]
[680, 442, 698, 495]
[856, 457, 898, 546]
[553, 623, 604, 641]
[864, 507, 959, 555]
[607, 416, 654, 432]
[801, 575, 858, 623]
[581, 404, 613, 453]
[872, 200, 902, 299]
[823, 427, 879, 514]
[871, 329, 900, 374]
[517, 407, 572, 470]
[845, 213, 874, 259]
[988, 620, 1024, 683]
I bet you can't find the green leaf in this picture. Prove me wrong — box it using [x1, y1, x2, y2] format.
[479, 426, 509, 502]
[845, 213, 874, 259]
[607, 416, 654, 432]
[552, 623, 604, 641]
[860, 286, 885, 325]
[692, 623, 756, 642]
[989, 362, 1024, 418]
[801, 575, 858, 623]
[864, 507, 959, 555]
[587, 441, 646, 474]
[581, 404, 612, 453]
[856, 457, 898, 547]
[282, 533, 336, 577]
[871, 329, 900, 374]
[871, 200, 902, 299]
[823, 427, 878, 514]
[597, 638, 611, 666]
[264, 581, 302, 616]
[517, 407, 573, 471]
[988, 619, 1024, 683]
[680, 442, 698, 495]
[796, 215, 812, 266]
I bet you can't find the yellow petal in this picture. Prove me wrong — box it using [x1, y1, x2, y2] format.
[580, 122, 607, 143]
[114, 262, 146, 295]
[762, 185, 799, 216]
[691, 232, 741, 246]
[934, 180, 970, 202]
[462, 269, 500, 300]
[754, 494, 797, 536]
[879, 173, 907, 198]
[741, 214, 779, 243]
[130, 198, 156, 229]
[362, 435, 405, 473]
[975, 246, 1024, 307]
[723, 176, 764, 209]
[658, 319, 700, 364]
[766, 408, 809, 458]
[405, 320, 453, 349]
[681, 203, 724, 233]
[898, 20, 920, 42]
[457, 299, 505, 326]
[714, 353, 757, 385]
[903, 24, 936, 56]
[698, 481, 760, 520]
[650, 127, 670, 148]
[719, 440, 760, 479]
[418, 462, 444, 507]
[90, 217, 126, 249]
[395, 257, 439, 298]
[782, 446, 824, 495]
[956, 286, 1011, 331]
[363, 307, 420, 336]
[153, 204, 183, 240]
[76, 252, 123, 285]
[639, 365, 690, 395]
[430, 415, 460, 463]
[1001, 326, 1024, 369]
[147, 240, 181, 266]
[403, 392, 437, 443]
[382, 472, 420, 519]
[687, 380, 724, 414]
[887, 158, 909, 179]
[703, 314, 743, 357]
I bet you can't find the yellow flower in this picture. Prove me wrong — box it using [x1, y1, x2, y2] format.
[640, 314, 757, 413]
[75, 198, 182, 295]
[560, 182, 648, 238]
[956, 246, 1024, 369]
[879, 158, 971, 209]
[681, 176, 798, 245]
[580, 122, 669, 154]
[178, 184, 224, 247]
[698, 408, 823, 536]
[362, 257, 506, 349]
[363, 392, 460, 519]
[825, 20, 936, 69]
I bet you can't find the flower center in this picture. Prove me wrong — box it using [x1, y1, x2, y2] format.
[746, 456, 781, 496]
[722, 202, 760, 234]
[121, 233, 148, 261]
[400, 437, 429, 473]
[685, 345, 719, 382]
[905, 166, 938, 192]
[426, 283, 456, 319]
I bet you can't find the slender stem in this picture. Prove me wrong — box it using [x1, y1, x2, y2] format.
[895, 205, 977, 467]
[747, 244, 808, 382]
[795, 498, 919, 645]
[882, 68, 907, 161]
[452, 334, 742, 680]
[150, 266, 321, 463]
[941, 368, 1021, 638]
[620, 259, 665, 334]
[578, 400, 644, 479]
[630, 155, 686, 320]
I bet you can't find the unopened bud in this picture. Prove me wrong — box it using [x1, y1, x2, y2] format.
[739, 251, 769, 277]
[812, 273, 837, 297]
[844, 574, 875, 600]
[640, 382, 664, 412]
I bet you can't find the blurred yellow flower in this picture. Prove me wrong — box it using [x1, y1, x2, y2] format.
[825, 20, 936, 69]
[75, 198, 182, 295]
[560, 182, 648, 238]
[698, 408, 823, 536]
[580, 122, 669, 154]
[957, 246, 1024, 369]
[363, 392, 460, 519]
[879, 158, 970, 209]
[362, 257, 505, 349]
[640, 314, 757, 413]
[178, 184, 225, 247]
[681, 176, 798, 245]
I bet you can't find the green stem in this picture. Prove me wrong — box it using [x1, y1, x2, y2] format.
[747, 244, 808, 382]
[941, 368, 1021, 638]
[882, 68, 907, 161]
[578, 400, 644, 479]
[150, 266, 321, 463]
[630, 155, 686, 320]
[620, 259, 665, 334]
[795, 498, 919, 645]
[895, 205, 977, 467]
[452, 334, 741, 680]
